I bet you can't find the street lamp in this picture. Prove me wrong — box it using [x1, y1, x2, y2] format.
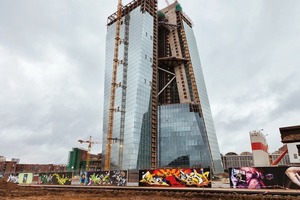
[71, 166, 74, 177]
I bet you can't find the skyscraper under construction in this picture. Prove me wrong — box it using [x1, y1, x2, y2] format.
[102, 0, 223, 173]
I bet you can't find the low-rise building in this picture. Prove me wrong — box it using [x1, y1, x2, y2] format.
[0, 161, 18, 179]
[221, 146, 290, 171]
[67, 147, 101, 175]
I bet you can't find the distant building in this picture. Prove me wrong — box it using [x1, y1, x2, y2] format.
[221, 146, 290, 171]
[221, 152, 253, 171]
[15, 164, 66, 174]
[279, 125, 300, 164]
[67, 147, 101, 175]
[0, 156, 6, 162]
[11, 158, 20, 164]
[250, 130, 270, 166]
[268, 144, 290, 165]
[269, 152, 290, 166]
[1, 158, 67, 180]
[0, 160, 17, 180]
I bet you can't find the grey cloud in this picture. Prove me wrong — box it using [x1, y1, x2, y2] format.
[195, 0, 300, 154]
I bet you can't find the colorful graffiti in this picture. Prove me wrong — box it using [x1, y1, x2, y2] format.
[139, 168, 211, 187]
[7, 174, 19, 183]
[230, 166, 300, 189]
[38, 172, 72, 185]
[80, 170, 127, 186]
[18, 173, 33, 184]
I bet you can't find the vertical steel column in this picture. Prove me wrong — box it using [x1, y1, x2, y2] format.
[151, 0, 158, 169]
[118, 14, 130, 168]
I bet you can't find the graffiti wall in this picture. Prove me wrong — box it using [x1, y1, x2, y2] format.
[18, 173, 33, 184]
[229, 166, 300, 189]
[38, 172, 72, 185]
[6, 174, 19, 183]
[79, 170, 127, 186]
[139, 168, 211, 187]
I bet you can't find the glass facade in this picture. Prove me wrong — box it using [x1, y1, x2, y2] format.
[158, 103, 211, 168]
[183, 21, 223, 173]
[102, 6, 154, 170]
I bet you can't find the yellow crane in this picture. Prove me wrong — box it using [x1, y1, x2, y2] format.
[105, 0, 123, 170]
[78, 136, 100, 171]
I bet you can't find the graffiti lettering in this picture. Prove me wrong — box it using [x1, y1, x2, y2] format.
[139, 168, 211, 188]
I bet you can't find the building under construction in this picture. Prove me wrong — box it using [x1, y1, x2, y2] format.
[67, 148, 101, 175]
[102, 0, 223, 173]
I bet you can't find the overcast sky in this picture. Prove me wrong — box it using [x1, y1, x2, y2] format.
[1, 0, 299, 165]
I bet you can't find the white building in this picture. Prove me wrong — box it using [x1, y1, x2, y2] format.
[250, 130, 270, 166]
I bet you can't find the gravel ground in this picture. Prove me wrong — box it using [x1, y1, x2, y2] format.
[1, 180, 298, 200]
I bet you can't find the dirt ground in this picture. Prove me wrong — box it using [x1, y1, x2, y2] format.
[1, 180, 298, 200]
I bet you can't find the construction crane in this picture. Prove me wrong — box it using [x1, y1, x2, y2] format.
[78, 136, 100, 170]
[105, 0, 123, 170]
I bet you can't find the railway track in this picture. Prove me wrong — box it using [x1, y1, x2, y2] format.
[26, 184, 300, 197]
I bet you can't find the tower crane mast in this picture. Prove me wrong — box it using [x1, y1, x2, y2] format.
[105, 0, 123, 170]
[78, 136, 100, 170]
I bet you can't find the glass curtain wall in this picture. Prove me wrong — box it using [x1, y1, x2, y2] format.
[102, 6, 154, 170]
[158, 103, 211, 168]
[183, 21, 223, 173]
